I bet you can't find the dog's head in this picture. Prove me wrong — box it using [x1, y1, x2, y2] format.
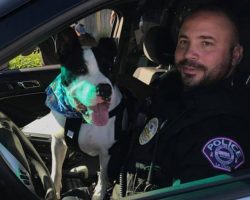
[53, 27, 114, 126]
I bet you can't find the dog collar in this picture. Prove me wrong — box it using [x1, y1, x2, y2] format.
[45, 75, 82, 118]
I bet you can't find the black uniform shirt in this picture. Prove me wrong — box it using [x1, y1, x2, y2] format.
[129, 77, 250, 187]
[157, 79, 250, 185]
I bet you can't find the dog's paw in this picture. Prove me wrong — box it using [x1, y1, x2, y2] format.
[92, 182, 110, 200]
[92, 187, 100, 199]
[92, 191, 102, 200]
[56, 192, 61, 200]
[92, 183, 103, 200]
[54, 182, 62, 200]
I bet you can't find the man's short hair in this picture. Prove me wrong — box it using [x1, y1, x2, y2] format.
[179, 2, 240, 44]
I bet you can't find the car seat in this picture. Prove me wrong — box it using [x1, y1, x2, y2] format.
[133, 25, 175, 85]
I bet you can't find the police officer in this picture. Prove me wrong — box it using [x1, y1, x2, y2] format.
[108, 4, 250, 198]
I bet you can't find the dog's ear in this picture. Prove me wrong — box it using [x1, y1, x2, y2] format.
[56, 27, 88, 75]
[60, 66, 76, 87]
[92, 38, 117, 80]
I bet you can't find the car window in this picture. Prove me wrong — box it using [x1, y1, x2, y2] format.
[124, 172, 250, 200]
[4, 9, 115, 71]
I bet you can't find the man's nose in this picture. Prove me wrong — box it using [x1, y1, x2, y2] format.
[184, 45, 199, 61]
[96, 84, 112, 100]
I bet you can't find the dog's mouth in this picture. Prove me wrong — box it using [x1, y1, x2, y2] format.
[75, 97, 110, 126]
[68, 81, 112, 126]
[90, 101, 110, 126]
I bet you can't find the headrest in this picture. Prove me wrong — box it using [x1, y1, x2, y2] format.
[143, 26, 175, 66]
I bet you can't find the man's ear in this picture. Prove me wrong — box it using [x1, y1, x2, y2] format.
[232, 44, 243, 66]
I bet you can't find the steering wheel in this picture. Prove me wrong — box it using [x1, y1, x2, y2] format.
[0, 112, 56, 200]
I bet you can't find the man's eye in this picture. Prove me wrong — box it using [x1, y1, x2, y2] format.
[177, 40, 188, 48]
[201, 41, 213, 47]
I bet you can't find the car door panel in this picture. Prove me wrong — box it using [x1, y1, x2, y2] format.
[0, 66, 60, 127]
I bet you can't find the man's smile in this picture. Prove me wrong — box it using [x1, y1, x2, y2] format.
[181, 65, 200, 76]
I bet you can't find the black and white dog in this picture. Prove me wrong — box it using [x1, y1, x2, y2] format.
[23, 28, 126, 199]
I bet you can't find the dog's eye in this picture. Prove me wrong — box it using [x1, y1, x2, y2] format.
[78, 68, 86, 73]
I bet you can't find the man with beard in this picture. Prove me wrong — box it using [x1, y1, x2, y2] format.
[107, 4, 250, 198]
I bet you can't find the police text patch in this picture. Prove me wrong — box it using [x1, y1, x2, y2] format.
[202, 137, 245, 172]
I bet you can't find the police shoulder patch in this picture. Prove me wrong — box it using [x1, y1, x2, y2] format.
[139, 118, 159, 145]
[202, 137, 245, 172]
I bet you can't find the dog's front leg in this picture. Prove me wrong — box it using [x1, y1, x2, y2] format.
[51, 135, 68, 199]
[92, 151, 111, 200]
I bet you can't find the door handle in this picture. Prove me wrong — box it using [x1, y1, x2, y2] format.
[17, 80, 40, 89]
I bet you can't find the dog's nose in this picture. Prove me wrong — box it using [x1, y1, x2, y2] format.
[96, 84, 112, 101]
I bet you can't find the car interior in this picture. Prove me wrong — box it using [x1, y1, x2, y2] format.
[1, 0, 250, 199]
